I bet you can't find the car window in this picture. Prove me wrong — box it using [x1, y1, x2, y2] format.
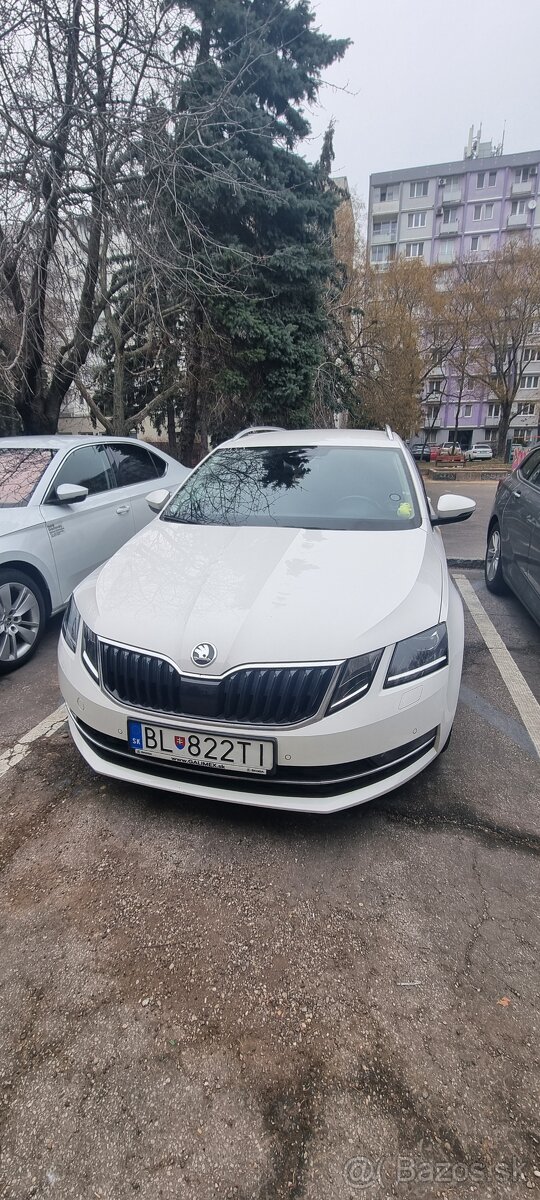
[0, 448, 55, 507]
[520, 449, 540, 483]
[526, 455, 540, 487]
[148, 451, 167, 478]
[48, 444, 115, 499]
[162, 446, 421, 532]
[106, 443, 159, 487]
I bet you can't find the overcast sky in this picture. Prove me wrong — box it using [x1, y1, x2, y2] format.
[306, 0, 540, 207]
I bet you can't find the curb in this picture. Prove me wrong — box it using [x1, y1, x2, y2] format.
[447, 558, 484, 569]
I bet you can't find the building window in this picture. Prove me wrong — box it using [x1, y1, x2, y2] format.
[410, 180, 429, 198]
[371, 244, 395, 264]
[512, 427, 536, 443]
[515, 166, 535, 184]
[438, 240, 454, 262]
[474, 203, 494, 220]
[524, 348, 540, 362]
[442, 207, 457, 224]
[471, 235, 480, 251]
[426, 406, 440, 422]
[373, 218, 397, 237]
[405, 241, 424, 258]
[379, 185, 397, 202]
[484, 429, 498, 442]
[477, 172, 497, 189]
[487, 403, 501, 418]
[523, 375, 539, 389]
[516, 403, 535, 415]
[511, 199, 527, 215]
[408, 211, 426, 228]
[428, 379, 443, 394]
[462, 404, 472, 417]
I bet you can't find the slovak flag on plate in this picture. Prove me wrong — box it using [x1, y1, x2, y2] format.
[174, 736, 186, 751]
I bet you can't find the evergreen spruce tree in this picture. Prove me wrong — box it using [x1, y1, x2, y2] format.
[167, 0, 350, 461]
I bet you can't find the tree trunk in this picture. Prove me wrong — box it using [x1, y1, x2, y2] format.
[179, 307, 203, 466]
[497, 401, 513, 459]
[166, 399, 177, 453]
[112, 345, 125, 435]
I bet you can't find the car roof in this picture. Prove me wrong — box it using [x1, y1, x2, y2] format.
[0, 434, 162, 452]
[220, 428, 403, 450]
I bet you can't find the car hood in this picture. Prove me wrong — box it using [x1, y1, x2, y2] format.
[75, 520, 444, 671]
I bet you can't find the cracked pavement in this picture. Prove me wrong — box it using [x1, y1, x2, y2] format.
[0, 571, 538, 1200]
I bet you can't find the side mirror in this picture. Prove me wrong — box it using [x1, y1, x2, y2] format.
[431, 494, 476, 526]
[146, 488, 170, 513]
[55, 483, 89, 504]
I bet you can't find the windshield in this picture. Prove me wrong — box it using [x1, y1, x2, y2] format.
[0, 448, 55, 508]
[162, 445, 421, 531]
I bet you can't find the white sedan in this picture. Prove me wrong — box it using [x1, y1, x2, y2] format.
[465, 443, 494, 460]
[0, 435, 188, 673]
[58, 427, 475, 814]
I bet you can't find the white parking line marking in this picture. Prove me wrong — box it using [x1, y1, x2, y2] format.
[454, 575, 540, 759]
[0, 704, 67, 780]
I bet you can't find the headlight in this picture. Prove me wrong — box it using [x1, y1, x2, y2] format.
[61, 595, 80, 653]
[82, 623, 99, 681]
[384, 623, 448, 688]
[327, 649, 384, 713]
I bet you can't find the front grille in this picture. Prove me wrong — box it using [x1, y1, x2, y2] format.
[73, 715, 438, 799]
[99, 642, 336, 726]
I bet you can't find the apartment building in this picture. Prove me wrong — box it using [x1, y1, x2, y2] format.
[368, 144, 540, 268]
[368, 136, 540, 448]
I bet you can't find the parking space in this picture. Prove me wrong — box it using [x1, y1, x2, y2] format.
[0, 573, 538, 1199]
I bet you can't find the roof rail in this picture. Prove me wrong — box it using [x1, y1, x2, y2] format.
[232, 425, 286, 440]
[384, 424, 394, 441]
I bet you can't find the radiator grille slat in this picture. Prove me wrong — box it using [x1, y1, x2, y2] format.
[99, 642, 335, 726]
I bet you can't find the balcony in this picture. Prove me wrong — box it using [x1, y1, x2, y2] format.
[439, 219, 460, 236]
[511, 180, 535, 197]
[421, 411, 442, 428]
[507, 213, 529, 229]
[371, 228, 397, 242]
[372, 199, 400, 217]
[442, 187, 462, 205]
[485, 413, 501, 427]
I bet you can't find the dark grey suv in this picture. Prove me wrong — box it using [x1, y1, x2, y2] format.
[485, 445, 540, 624]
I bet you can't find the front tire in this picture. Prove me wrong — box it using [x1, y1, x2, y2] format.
[0, 569, 47, 675]
[485, 522, 507, 595]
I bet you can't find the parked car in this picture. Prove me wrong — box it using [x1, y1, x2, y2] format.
[465, 443, 494, 461]
[59, 427, 476, 814]
[0, 435, 189, 673]
[430, 443, 466, 465]
[485, 443, 540, 624]
[410, 443, 431, 461]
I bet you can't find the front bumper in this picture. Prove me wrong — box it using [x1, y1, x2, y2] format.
[58, 624, 462, 815]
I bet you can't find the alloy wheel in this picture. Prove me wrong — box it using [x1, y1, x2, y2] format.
[486, 528, 501, 583]
[0, 581, 41, 664]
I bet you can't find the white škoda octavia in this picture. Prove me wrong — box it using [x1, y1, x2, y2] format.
[58, 428, 475, 814]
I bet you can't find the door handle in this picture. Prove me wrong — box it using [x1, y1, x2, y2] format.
[116, 504, 130, 515]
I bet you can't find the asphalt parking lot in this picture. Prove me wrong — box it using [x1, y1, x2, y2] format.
[0, 564, 539, 1198]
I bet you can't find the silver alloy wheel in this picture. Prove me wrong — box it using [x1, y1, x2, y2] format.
[486, 528, 501, 583]
[0, 581, 41, 664]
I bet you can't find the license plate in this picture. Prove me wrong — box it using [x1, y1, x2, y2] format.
[128, 720, 275, 775]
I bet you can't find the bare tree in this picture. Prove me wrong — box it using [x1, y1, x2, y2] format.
[356, 257, 454, 437]
[0, 0, 274, 434]
[467, 242, 540, 457]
